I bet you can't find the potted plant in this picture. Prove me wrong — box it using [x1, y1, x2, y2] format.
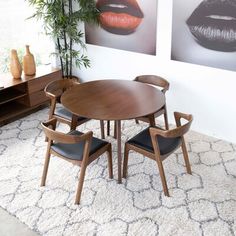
[27, 0, 99, 79]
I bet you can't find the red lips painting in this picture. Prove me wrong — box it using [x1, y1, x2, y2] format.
[85, 0, 157, 55]
[97, 0, 144, 34]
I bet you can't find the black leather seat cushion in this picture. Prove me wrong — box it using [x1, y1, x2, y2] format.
[51, 130, 108, 161]
[127, 127, 181, 155]
[55, 107, 87, 122]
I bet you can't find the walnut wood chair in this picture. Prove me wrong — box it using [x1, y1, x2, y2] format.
[41, 118, 113, 204]
[45, 79, 105, 138]
[123, 112, 193, 197]
[106, 75, 169, 138]
[134, 75, 170, 129]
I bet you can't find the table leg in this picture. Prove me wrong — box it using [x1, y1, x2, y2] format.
[71, 114, 78, 130]
[100, 120, 105, 139]
[148, 114, 156, 127]
[116, 120, 122, 183]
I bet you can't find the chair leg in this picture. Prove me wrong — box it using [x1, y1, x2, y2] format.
[135, 119, 139, 124]
[164, 106, 169, 130]
[107, 120, 110, 136]
[155, 155, 169, 197]
[181, 138, 192, 174]
[123, 144, 130, 178]
[75, 162, 88, 205]
[100, 120, 105, 139]
[41, 145, 51, 186]
[107, 145, 113, 179]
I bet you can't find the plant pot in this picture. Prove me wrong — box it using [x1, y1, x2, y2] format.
[63, 75, 81, 83]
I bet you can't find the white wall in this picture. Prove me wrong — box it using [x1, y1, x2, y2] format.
[74, 0, 236, 144]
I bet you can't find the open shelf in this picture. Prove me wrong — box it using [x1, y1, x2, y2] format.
[0, 101, 30, 123]
[0, 89, 27, 105]
[0, 67, 61, 126]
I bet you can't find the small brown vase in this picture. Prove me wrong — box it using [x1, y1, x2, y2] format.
[23, 45, 36, 76]
[10, 49, 22, 79]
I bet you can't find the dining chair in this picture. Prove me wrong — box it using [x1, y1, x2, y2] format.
[45, 79, 105, 138]
[106, 75, 170, 138]
[134, 75, 170, 129]
[123, 112, 193, 197]
[41, 118, 113, 204]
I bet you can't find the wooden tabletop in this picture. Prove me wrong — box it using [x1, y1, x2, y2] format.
[61, 80, 165, 121]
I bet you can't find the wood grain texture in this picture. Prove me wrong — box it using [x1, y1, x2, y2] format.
[134, 75, 170, 129]
[41, 118, 113, 204]
[0, 67, 61, 125]
[123, 112, 193, 196]
[61, 79, 166, 184]
[61, 80, 165, 121]
[0, 66, 61, 89]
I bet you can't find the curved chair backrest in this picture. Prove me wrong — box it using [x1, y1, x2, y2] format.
[149, 112, 193, 139]
[166, 112, 193, 138]
[124, 111, 192, 197]
[134, 75, 170, 93]
[41, 118, 92, 144]
[44, 79, 80, 99]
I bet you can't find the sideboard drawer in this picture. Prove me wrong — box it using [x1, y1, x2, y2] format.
[29, 90, 49, 107]
[0, 67, 61, 126]
[27, 70, 61, 94]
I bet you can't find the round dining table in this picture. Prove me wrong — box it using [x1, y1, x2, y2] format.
[61, 79, 165, 183]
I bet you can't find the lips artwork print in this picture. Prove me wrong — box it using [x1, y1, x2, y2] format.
[85, 0, 157, 55]
[97, 0, 144, 35]
[171, 0, 236, 71]
[187, 0, 236, 51]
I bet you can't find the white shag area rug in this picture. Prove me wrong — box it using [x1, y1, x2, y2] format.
[0, 108, 235, 236]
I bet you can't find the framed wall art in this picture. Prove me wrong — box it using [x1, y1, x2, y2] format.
[85, 0, 158, 55]
[171, 0, 236, 71]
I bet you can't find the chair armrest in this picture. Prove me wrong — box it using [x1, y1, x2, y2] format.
[149, 126, 180, 139]
[161, 86, 169, 94]
[149, 126, 168, 156]
[44, 89, 57, 99]
[69, 131, 93, 144]
[161, 79, 169, 94]
[149, 122, 191, 139]
[149, 126, 169, 138]
[134, 75, 169, 94]
[41, 118, 93, 144]
[44, 83, 60, 99]
[174, 112, 193, 127]
[42, 118, 57, 131]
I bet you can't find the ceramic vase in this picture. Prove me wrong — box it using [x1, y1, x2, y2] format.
[10, 49, 22, 79]
[23, 45, 36, 76]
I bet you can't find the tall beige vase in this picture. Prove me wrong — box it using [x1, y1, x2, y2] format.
[23, 45, 36, 76]
[10, 49, 22, 79]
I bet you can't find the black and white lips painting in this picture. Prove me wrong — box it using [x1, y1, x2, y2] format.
[186, 0, 236, 51]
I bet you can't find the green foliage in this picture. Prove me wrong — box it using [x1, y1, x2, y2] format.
[27, 0, 99, 78]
